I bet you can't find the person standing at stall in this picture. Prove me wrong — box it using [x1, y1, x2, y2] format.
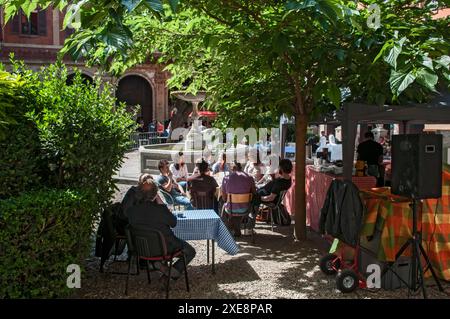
[357, 132, 384, 186]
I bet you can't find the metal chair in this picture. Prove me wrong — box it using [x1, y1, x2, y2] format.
[260, 190, 288, 232]
[159, 189, 184, 211]
[125, 225, 190, 299]
[221, 193, 255, 243]
[191, 191, 215, 210]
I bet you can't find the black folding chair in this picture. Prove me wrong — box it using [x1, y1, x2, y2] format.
[191, 191, 215, 210]
[260, 190, 288, 232]
[125, 225, 190, 299]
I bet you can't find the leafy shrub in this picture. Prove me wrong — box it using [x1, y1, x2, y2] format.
[0, 189, 98, 298]
[0, 123, 43, 199]
[0, 61, 136, 298]
[0, 61, 135, 203]
[0, 68, 44, 199]
[31, 65, 135, 204]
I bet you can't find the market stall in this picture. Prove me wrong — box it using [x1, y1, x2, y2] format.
[283, 164, 377, 231]
[360, 165, 450, 280]
[341, 92, 450, 181]
[306, 166, 377, 232]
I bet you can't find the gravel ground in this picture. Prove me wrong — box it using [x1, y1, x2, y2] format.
[73, 184, 450, 299]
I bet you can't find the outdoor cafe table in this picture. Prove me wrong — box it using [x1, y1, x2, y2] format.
[172, 209, 239, 274]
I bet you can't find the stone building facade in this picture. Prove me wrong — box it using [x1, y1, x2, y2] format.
[0, 7, 171, 127]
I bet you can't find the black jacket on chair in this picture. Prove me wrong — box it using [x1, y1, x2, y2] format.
[319, 179, 364, 246]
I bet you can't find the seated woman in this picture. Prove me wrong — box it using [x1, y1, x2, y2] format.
[169, 152, 189, 192]
[212, 152, 230, 175]
[255, 154, 278, 188]
[222, 161, 256, 236]
[244, 152, 266, 184]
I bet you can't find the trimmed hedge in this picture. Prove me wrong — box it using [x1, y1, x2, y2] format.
[0, 189, 98, 298]
[0, 69, 44, 199]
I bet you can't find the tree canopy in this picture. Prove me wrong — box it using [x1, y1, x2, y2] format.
[2, 0, 449, 239]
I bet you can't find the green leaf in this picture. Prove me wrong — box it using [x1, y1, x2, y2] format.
[203, 34, 211, 48]
[4, 5, 19, 23]
[63, 9, 81, 30]
[21, 1, 38, 17]
[285, 0, 317, 11]
[121, 0, 142, 12]
[416, 68, 438, 92]
[326, 84, 341, 108]
[373, 40, 393, 64]
[335, 49, 346, 62]
[435, 55, 450, 71]
[443, 72, 450, 82]
[421, 56, 434, 71]
[390, 69, 416, 97]
[384, 37, 407, 70]
[168, 0, 179, 12]
[144, 0, 164, 13]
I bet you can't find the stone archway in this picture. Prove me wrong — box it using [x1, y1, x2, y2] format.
[66, 73, 93, 85]
[116, 75, 154, 128]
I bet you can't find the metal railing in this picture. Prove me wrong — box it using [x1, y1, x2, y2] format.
[128, 132, 168, 150]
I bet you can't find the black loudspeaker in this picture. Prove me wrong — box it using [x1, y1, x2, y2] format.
[392, 134, 443, 199]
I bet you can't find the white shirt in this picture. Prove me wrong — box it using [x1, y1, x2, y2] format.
[169, 163, 189, 180]
[316, 136, 328, 154]
[244, 162, 265, 182]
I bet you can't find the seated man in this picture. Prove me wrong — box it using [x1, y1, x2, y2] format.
[255, 159, 293, 207]
[222, 161, 256, 236]
[122, 174, 165, 217]
[189, 160, 219, 212]
[169, 152, 189, 192]
[127, 179, 196, 280]
[156, 159, 194, 210]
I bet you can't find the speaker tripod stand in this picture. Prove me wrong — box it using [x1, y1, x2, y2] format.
[385, 198, 444, 298]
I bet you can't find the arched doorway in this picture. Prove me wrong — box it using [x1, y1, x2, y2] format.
[66, 73, 93, 85]
[116, 75, 153, 129]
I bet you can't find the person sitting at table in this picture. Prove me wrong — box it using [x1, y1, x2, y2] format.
[169, 152, 189, 192]
[189, 160, 219, 212]
[127, 178, 196, 280]
[122, 173, 165, 217]
[357, 132, 384, 187]
[244, 152, 266, 184]
[253, 153, 277, 188]
[222, 161, 256, 236]
[212, 152, 230, 175]
[254, 158, 293, 208]
[156, 159, 194, 210]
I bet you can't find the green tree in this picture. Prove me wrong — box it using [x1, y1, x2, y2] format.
[3, 0, 449, 239]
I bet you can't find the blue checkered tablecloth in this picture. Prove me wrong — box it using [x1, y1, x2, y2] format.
[172, 210, 239, 255]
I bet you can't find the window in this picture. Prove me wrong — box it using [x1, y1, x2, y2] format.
[11, 10, 47, 36]
[21, 11, 38, 35]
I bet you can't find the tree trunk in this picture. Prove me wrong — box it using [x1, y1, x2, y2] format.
[294, 113, 308, 240]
